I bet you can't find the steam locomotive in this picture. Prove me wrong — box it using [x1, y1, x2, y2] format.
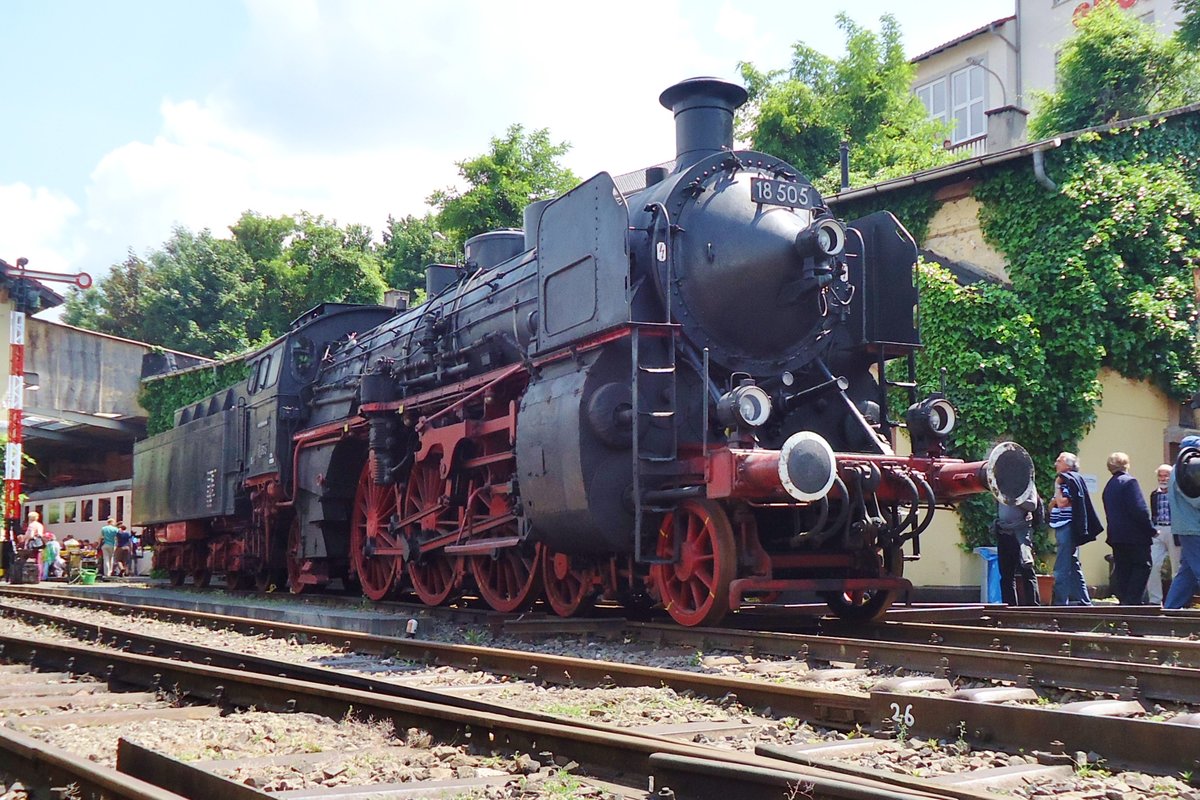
[133, 77, 1035, 625]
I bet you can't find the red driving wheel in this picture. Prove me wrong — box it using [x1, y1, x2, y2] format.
[403, 456, 460, 606]
[350, 460, 400, 601]
[542, 549, 598, 617]
[650, 499, 736, 627]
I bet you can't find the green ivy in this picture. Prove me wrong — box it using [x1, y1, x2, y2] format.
[851, 113, 1200, 553]
[834, 184, 939, 247]
[140, 361, 250, 436]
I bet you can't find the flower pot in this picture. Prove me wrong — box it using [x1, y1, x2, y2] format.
[1036, 574, 1054, 604]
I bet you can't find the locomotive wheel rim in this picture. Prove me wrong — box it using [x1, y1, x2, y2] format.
[822, 545, 903, 622]
[651, 499, 735, 627]
[407, 555, 458, 606]
[471, 544, 542, 614]
[286, 517, 308, 595]
[191, 569, 212, 589]
[404, 457, 459, 606]
[542, 550, 597, 618]
[351, 461, 398, 602]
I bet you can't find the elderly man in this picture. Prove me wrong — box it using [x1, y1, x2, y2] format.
[1165, 436, 1200, 609]
[1147, 463, 1181, 605]
[1050, 451, 1102, 605]
[1101, 452, 1155, 604]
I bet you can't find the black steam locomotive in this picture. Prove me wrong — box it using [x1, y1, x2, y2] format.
[133, 78, 1034, 625]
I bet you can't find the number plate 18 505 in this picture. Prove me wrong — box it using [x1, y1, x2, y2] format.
[750, 177, 813, 208]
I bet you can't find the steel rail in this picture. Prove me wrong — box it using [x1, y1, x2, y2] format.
[624, 621, 1200, 704]
[0, 631, 949, 800]
[6, 590, 1200, 776]
[0, 594, 871, 729]
[827, 619, 1200, 669]
[0, 722, 193, 800]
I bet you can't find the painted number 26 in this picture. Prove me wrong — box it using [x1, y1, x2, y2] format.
[889, 703, 915, 727]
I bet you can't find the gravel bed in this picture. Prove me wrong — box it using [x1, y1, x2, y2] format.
[8, 593, 1200, 798]
[0, 616, 620, 798]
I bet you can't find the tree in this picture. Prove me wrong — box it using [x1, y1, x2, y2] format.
[378, 213, 458, 292]
[133, 227, 261, 357]
[1028, 3, 1200, 138]
[738, 14, 953, 192]
[285, 213, 387, 313]
[428, 125, 577, 246]
[1177, 0, 1200, 48]
[63, 252, 151, 336]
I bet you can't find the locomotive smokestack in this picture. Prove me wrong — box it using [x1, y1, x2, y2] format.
[659, 77, 748, 172]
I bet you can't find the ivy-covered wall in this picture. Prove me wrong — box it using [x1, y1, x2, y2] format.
[841, 112, 1200, 552]
[139, 361, 250, 436]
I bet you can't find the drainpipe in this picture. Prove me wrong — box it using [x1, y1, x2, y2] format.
[1032, 145, 1058, 191]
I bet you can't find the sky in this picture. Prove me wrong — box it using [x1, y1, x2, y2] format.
[0, 0, 1016, 304]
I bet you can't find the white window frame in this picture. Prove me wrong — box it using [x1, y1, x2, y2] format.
[915, 63, 987, 144]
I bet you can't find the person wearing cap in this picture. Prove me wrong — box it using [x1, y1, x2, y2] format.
[1101, 452, 1155, 604]
[1147, 463, 1181, 605]
[1165, 435, 1200, 608]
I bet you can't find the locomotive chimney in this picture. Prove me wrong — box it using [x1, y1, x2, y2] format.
[659, 77, 748, 172]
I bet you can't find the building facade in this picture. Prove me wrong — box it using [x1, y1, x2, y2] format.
[912, 0, 1186, 156]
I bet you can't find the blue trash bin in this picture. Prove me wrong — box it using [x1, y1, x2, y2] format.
[973, 546, 1001, 603]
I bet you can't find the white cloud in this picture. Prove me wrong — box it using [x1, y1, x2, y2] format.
[0, 183, 81, 275]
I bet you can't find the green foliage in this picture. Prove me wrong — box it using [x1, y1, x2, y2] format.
[1028, 3, 1200, 138]
[1180, 0, 1200, 48]
[378, 213, 459, 292]
[428, 124, 577, 248]
[140, 360, 251, 436]
[834, 185, 939, 246]
[910, 113, 1200, 550]
[738, 14, 954, 193]
[73, 213, 387, 358]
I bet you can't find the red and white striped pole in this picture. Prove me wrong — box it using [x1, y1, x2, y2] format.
[0, 258, 92, 545]
[4, 297, 24, 542]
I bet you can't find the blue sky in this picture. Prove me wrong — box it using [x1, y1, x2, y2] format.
[0, 0, 1015, 296]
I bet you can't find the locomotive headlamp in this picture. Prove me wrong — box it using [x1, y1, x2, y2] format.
[795, 217, 847, 260]
[717, 383, 773, 429]
[906, 394, 958, 440]
[814, 218, 846, 256]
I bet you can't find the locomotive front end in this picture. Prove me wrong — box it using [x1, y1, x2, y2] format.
[614, 77, 1037, 624]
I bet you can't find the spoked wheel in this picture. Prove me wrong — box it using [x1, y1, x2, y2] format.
[408, 553, 459, 606]
[286, 517, 309, 595]
[351, 461, 400, 601]
[650, 499, 736, 627]
[821, 545, 904, 622]
[404, 456, 460, 606]
[471, 545, 542, 613]
[191, 569, 212, 588]
[542, 549, 598, 617]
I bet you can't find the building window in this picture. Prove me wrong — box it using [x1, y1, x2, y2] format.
[916, 64, 987, 144]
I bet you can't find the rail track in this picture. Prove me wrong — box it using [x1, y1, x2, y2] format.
[1, 584, 1199, 798]
[0, 618, 969, 800]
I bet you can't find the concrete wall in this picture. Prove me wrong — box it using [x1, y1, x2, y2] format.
[923, 194, 1011, 280]
[25, 320, 151, 417]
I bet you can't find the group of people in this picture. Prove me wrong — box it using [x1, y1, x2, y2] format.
[10, 513, 138, 581]
[994, 441, 1200, 608]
